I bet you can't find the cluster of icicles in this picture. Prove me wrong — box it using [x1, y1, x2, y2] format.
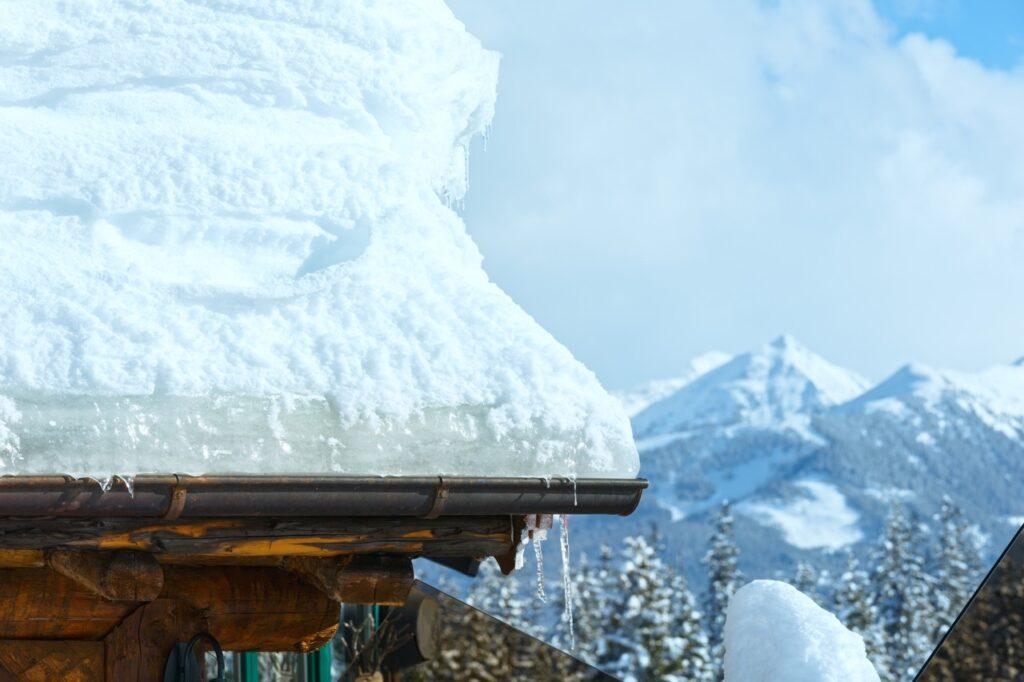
[514, 513, 575, 651]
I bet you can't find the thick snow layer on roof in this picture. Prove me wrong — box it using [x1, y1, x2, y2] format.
[0, 0, 638, 479]
[724, 580, 879, 682]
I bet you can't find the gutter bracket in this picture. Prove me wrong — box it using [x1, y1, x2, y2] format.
[163, 475, 188, 520]
[423, 476, 449, 519]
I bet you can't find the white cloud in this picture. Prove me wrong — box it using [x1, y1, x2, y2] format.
[448, 0, 1024, 386]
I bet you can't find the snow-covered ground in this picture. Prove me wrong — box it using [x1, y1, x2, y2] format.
[724, 580, 879, 682]
[740, 481, 863, 551]
[0, 1, 637, 479]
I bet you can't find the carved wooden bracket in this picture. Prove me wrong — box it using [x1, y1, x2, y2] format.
[46, 550, 164, 602]
[282, 555, 414, 606]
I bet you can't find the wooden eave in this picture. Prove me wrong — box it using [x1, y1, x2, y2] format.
[0, 475, 646, 679]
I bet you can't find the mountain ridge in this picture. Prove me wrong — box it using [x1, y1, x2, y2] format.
[607, 336, 1024, 587]
[615, 350, 732, 417]
[632, 335, 869, 442]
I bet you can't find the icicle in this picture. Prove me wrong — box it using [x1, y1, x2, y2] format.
[521, 514, 552, 602]
[118, 474, 135, 498]
[512, 532, 528, 569]
[559, 514, 575, 650]
[98, 476, 113, 492]
[533, 535, 546, 603]
[571, 476, 578, 507]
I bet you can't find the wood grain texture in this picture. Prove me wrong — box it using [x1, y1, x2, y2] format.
[0, 559, 401, 647]
[161, 565, 340, 652]
[0, 513, 502, 673]
[0, 568, 136, 640]
[46, 550, 163, 602]
[0, 515, 513, 559]
[282, 555, 414, 605]
[0, 640, 103, 681]
[103, 599, 206, 682]
[0, 550, 43, 568]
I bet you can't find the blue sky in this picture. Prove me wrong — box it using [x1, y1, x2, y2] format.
[447, 0, 1024, 388]
[875, 0, 1024, 69]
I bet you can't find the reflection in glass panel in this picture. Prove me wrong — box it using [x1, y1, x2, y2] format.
[919, 524, 1024, 680]
[257, 652, 304, 681]
[218, 579, 605, 681]
[401, 580, 614, 681]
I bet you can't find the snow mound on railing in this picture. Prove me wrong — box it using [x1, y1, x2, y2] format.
[724, 580, 880, 682]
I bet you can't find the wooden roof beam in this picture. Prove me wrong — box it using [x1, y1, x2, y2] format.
[46, 550, 163, 602]
[0, 515, 514, 560]
[282, 555, 414, 606]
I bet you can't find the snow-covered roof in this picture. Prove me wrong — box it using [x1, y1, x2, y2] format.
[0, 0, 638, 480]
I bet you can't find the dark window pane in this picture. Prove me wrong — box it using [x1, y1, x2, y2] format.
[919, 525, 1024, 680]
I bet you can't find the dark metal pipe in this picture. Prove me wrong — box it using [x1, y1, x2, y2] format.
[0, 475, 646, 518]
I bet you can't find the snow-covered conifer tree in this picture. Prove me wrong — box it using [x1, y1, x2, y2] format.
[670, 564, 712, 681]
[930, 496, 977, 640]
[552, 548, 613, 665]
[871, 503, 933, 680]
[602, 532, 690, 680]
[792, 561, 819, 603]
[832, 550, 883, 665]
[466, 557, 531, 632]
[648, 523, 711, 680]
[704, 500, 741, 680]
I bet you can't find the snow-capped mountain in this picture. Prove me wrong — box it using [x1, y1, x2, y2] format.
[839, 362, 1024, 440]
[588, 336, 1024, 587]
[633, 335, 869, 444]
[814, 360, 1024, 529]
[615, 351, 732, 417]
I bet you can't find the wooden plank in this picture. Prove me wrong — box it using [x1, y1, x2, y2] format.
[103, 599, 207, 682]
[0, 568, 137, 640]
[0, 515, 513, 559]
[46, 550, 163, 602]
[0, 641, 103, 681]
[0, 558, 401, 646]
[162, 565, 340, 652]
[0, 640, 103, 681]
[0, 550, 44, 568]
[282, 555, 414, 605]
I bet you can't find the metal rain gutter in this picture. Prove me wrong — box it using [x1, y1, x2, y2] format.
[0, 475, 647, 519]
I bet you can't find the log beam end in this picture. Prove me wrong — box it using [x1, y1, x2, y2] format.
[282, 555, 414, 606]
[46, 550, 164, 602]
